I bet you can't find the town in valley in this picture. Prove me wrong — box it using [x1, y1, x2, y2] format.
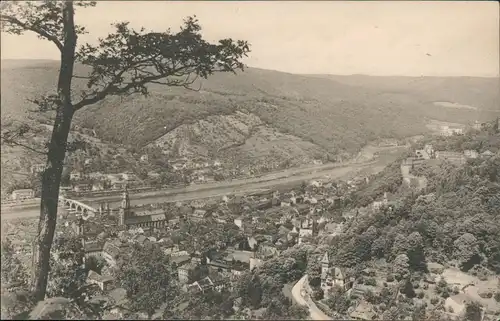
[1, 1, 499, 320]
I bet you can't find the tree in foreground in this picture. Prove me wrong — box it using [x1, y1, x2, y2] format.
[0, 0, 250, 302]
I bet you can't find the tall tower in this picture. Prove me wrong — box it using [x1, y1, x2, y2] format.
[118, 185, 131, 226]
[321, 252, 329, 278]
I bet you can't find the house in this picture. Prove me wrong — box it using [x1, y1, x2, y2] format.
[473, 120, 485, 131]
[185, 276, 215, 293]
[92, 182, 105, 191]
[444, 293, 477, 316]
[435, 151, 466, 165]
[309, 180, 322, 188]
[84, 241, 104, 259]
[440, 125, 464, 136]
[102, 241, 127, 268]
[415, 149, 431, 160]
[464, 150, 479, 159]
[320, 252, 346, 291]
[298, 228, 313, 244]
[402, 157, 426, 167]
[178, 262, 197, 284]
[258, 243, 279, 259]
[70, 171, 82, 180]
[87, 270, 115, 291]
[349, 300, 376, 320]
[31, 163, 45, 174]
[192, 209, 208, 221]
[249, 257, 263, 270]
[11, 189, 35, 201]
[424, 144, 435, 158]
[73, 183, 90, 193]
[147, 171, 160, 179]
[247, 236, 258, 251]
[171, 253, 191, 267]
[481, 150, 495, 158]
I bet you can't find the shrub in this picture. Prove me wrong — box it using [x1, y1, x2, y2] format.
[312, 288, 324, 300]
[417, 291, 425, 299]
[430, 297, 440, 305]
[494, 292, 500, 302]
[365, 278, 377, 286]
[386, 275, 395, 282]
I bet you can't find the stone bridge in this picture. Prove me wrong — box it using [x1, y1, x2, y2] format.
[59, 196, 99, 217]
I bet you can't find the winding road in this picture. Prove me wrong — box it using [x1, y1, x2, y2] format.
[291, 275, 333, 320]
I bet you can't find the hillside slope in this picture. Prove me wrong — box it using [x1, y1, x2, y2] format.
[2, 60, 499, 172]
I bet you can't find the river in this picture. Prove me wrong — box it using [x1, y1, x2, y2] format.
[1, 144, 407, 221]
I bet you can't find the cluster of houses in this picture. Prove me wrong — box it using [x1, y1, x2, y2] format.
[65, 171, 139, 194]
[439, 125, 464, 137]
[51, 173, 363, 307]
[403, 144, 495, 168]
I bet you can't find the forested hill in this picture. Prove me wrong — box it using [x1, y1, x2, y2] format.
[1, 60, 499, 163]
[331, 120, 500, 274]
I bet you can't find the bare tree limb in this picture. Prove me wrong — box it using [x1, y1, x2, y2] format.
[0, 14, 63, 51]
[0, 134, 48, 155]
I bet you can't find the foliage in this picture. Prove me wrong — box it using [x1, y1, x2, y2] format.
[463, 301, 483, 321]
[348, 159, 404, 208]
[1, 0, 250, 302]
[259, 292, 308, 320]
[231, 245, 311, 319]
[326, 125, 500, 276]
[392, 254, 410, 281]
[1, 239, 29, 287]
[325, 287, 352, 315]
[312, 288, 324, 300]
[401, 279, 416, 298]
[46, 236, 89, 299]
[117, 243, 177, 318]
[168, 287, 234, 320]
[453, 233, 480, 270]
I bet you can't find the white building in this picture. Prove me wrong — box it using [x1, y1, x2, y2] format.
[11, 189, 35, 200]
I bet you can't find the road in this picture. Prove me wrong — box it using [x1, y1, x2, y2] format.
[1, 145, 407, 221]
[291, 275, 332, 320]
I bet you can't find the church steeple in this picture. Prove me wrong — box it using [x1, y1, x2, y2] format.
[321, 252, 329, 265]
[122, 184, 130, 209]
[118, 184, 131, 227]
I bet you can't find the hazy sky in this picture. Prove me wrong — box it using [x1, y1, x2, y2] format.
[1, 1, 499, 77]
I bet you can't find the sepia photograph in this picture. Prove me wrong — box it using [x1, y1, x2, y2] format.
[1, 0, 499, 320]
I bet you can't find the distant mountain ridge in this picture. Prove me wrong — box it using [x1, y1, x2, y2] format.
[1, 60, 499, 172]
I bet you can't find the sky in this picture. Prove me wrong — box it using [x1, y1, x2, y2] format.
[1, 1, 499, 77]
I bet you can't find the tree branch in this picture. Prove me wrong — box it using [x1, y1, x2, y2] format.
[0, 134, 48, 155]
[0, 14, 63, 52]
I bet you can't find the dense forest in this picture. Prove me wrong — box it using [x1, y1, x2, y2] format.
[329, 121, 500, 274]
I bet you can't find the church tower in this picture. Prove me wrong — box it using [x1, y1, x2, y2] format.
[118, 185, 131, 226]
[321, 252, 330, 277]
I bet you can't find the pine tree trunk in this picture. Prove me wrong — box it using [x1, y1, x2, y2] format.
[32, 1, 77, 302]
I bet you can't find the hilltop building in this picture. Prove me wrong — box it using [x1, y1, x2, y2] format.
[435, 151, 466, 166]
[118, 186, 168, 229]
